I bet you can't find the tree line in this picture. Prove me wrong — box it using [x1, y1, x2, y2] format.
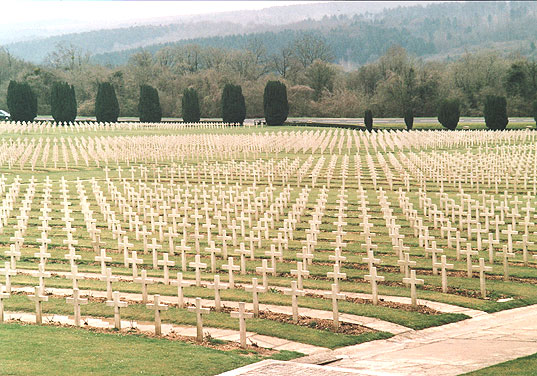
[6, 72, 524, 131]
[1, 41, 537, 123]
[5, 78, 289, 125]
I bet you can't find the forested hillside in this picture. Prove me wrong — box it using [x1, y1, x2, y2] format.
[5, 2, 537, 66]
[93, 2, 537, 67]
[3, 2, 392, 64]
[92, 24, 435, 68]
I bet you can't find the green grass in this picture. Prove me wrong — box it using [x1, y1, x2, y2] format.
[0, 323, 303, 376]
[8, 273, 468, 331]
[464, 351, 537, 375]
[4, 294, 392, 349]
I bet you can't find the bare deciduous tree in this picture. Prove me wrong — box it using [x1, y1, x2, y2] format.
[293, 34, 333, 69]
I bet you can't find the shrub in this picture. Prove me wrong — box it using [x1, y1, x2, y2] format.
[438, 99, 460, 130]
[364, 109, 373, 131]
[263, 81, 289, 126]
[6, 80, 37, 122]
[484, 95, 508, 130]
[51, 81, 77, 124]
[95, 82, 119, 123]
[221, 84, 246, 125]
[139, 85, 162, 123]
[182, 88, 201, 123]
[404, 108, 414, 130]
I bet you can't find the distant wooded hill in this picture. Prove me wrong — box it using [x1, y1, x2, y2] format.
[4, 2, 537, 67]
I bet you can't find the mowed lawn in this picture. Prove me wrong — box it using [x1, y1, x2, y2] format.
[0, 323, 299, 376]
[464, 352, 537, 375]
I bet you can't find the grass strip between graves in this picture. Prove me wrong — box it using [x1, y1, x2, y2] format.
[3, 294, 393, 349]
[0, 322, 302, 376]
[9, 274, 469, 331]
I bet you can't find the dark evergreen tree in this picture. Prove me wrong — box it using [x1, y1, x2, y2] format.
[182, 88, 201, 123]
[221, 84, 246, 125]
[69, 85, 77, 122]
[364, 109, 373, 131]
[438, 99, 460, 130]
[139, 85, 162, 122]
[95, 82, 120, 123]
[484, 95, 508, 130]
[51, 81, 77, 124]
[6, 80, 37, 122]
[404, 108, 414, 130]
[263, 81, 289, 126]
[533, 100, 537, 126]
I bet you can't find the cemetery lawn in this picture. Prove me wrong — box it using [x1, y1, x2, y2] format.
[464, 351, 537, 375]
[0, 323, 302, 376]
[9, 274, 469, 331]
[4, 294, 393, 348]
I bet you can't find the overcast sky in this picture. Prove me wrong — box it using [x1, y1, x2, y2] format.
[3, 1, 312, 28]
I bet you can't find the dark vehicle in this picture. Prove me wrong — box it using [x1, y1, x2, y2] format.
[0, 110, 10, 120]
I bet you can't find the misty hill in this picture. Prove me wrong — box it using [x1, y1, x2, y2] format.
[91, 1, 537, 68]
[3, 2, 397, 63]
[91, 19, 435, 68]
[5, 1, 537, 68]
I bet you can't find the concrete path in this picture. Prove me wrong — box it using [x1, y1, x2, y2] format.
[330, 303, 537, 375]
[222, 303, 537, 375]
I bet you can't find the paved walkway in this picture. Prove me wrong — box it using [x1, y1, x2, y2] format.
[222, 303, 537, 375]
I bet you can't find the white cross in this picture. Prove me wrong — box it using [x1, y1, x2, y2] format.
[32, 262, 51, 296]
[324, 283, 346, 329]
[433, 255, 454, 293]
[283, 280, 305, 323]
[66, 288, 88, 327]
[134, 269, 155, 304]
[460, 243, 479, 278]
[100, 267, 119, 300]
[207, 274, 228, 312]
[66, 265, 84, 290]
[147, 294, 168, 336]
[290, 261, 310, 290]
[106, 291, 128, 330]
[148, 238, 162, 270]
[255, 259, 274, 290]
[234, 242, 252, 275]
[497, 245, 515, 281]
[157, 253, 175, 284]
[28, 286, 48, 324]
[222, 257, 240, 289]
[0, 284, 10, 323]
[128, 251, 144, 278]
[230, 301, 253, 348]
[187, 297, 210, 342]
[472, 258, 493, 298]
[402, 269, 424, 307]
[189, 254, 207, 287]
[364, 266, 385, 305]
[245, 277, 266, 317]
[95, 249, 112, 276]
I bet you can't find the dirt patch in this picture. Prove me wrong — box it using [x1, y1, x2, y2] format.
[217, 305, 375, 335]
[305, 292, 441, 315]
